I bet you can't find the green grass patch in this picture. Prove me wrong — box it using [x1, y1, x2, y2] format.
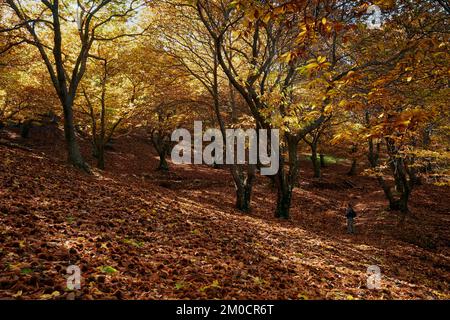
[20, 268, 33, 275]
[302, 154, 345, 165]
[123, 238, 144, 248]
[98, 265, 118, 274]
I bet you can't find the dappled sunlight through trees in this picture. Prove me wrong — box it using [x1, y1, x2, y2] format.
[0, 0, 449, 301]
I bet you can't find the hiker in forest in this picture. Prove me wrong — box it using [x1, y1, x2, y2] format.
[345, 202, 357, 234]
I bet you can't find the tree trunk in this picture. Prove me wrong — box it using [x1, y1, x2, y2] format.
[319, 154, 326, 168]
[422, 125, 432, 147]
[311, 145, 321, 178]
[97, 143, 105, 170]
[276, 177, 292, 219]
[275, 136, 299, 219]
[368, 137, 398, 210]
[20, 120, 33, 139]
[97, 71, 107, 170]
[376, 176, 398, 210]
[151, 132, 169, 172]
[157, 150, 169, 171]
[347, 145, 358, 176]
[92, 139, 99, 158]
[212, 50, 255, 212]
[386, 138, 413, 214]
[235, 182, 252, 212]
[62, 99, 88, 171]
[231, 165, 255, 212]
[348, 158, 357, 176]
[229, 80, 237, 123]
[399, 191, 409, 214]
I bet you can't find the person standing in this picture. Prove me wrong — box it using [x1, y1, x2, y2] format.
[346, 202, 357, 234]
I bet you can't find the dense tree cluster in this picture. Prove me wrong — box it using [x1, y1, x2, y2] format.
[1, 0, 449, 218]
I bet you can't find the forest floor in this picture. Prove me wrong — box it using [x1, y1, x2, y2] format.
[0, 127, 449, 300]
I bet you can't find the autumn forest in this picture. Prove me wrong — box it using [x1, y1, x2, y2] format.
[0, 0, 449, 301]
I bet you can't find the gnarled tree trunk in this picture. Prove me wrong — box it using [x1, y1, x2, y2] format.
[232, 165, 255, 212]
[151, 130, 170, 171]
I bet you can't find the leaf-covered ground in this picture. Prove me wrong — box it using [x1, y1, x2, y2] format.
[0, 128, 449, 300]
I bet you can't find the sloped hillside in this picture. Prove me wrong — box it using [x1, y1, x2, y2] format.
[0, 130, 449, 299]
